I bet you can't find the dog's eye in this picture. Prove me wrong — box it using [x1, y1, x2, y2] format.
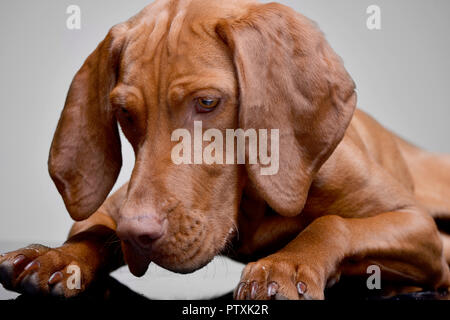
[196, 98, 220, 113]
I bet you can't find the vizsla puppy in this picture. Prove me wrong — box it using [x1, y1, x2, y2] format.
[1, 0, 450, 300]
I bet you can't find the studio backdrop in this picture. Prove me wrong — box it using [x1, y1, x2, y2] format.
[0, 0, 449, 299]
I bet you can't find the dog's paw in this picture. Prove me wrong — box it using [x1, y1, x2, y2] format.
[0, 244, 91, 298]
[234, 254, 325, 300]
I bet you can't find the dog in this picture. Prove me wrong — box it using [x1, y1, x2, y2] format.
[1, 0, 450, 300]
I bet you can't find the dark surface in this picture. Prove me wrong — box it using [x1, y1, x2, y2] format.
[324, 276, 450, 301]
[6, 276, 450, 302]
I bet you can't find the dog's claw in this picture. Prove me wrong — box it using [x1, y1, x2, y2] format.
[13, 255, 27, 266]
[250, 281, 258, 299]
[297, 281, 307, 295]
[267, 281, 278, 297]
[235, 282, 246, 300]
[24, 260, 40, 272]
[48, 271, 63, 285]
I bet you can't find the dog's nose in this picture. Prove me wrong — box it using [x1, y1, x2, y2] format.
[116, 215, 167, 250]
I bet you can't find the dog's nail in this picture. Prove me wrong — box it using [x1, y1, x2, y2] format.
[267, 281, 278, 297]
[250, 281, 258, 299]
[297, 281, 307, 295]
[48, 271, 63, 285]
[24, 260, 40, 272]
[13, 255, 26, 266]
[236, 282, 246, 299]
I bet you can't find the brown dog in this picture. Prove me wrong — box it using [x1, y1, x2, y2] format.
[1, 0, 450, 300]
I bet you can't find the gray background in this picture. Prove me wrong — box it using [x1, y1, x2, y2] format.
[0, 0, 449, 299]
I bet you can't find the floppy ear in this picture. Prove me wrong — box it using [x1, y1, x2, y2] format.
[217, 3, 356, 217]
[48, 25, 127, 221]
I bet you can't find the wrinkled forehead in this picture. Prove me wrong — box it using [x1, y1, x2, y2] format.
[117, 0, 243, 93]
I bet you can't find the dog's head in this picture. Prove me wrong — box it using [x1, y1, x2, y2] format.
[48, 0, 356, 276]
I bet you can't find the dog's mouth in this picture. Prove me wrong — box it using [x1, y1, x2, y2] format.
[122, 238, 215, 276]
[121, 218, 236, 276]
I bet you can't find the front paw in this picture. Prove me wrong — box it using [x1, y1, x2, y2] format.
[0, 244, 92, 298]
[234, 254, 325, 300]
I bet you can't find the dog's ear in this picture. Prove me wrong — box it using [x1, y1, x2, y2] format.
[217, 3, 356, 217]
[48, 25, 127, 221]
